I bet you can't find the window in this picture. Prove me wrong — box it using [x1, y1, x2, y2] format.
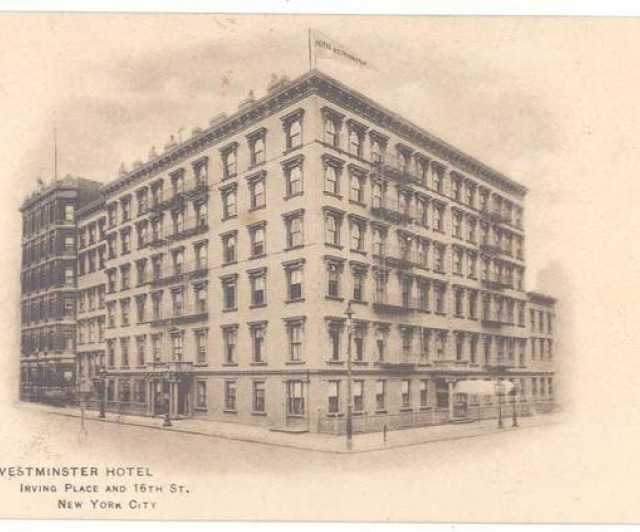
[224, 381, 237, 411]
[171, 289, 184, 317]
[469, 290, 478, 319]
[172, 249, 184, 275]
[222, 276, 237, 311]
[350, 172, 365, 203]
[287, 381, 305, 415]
[222, 146, 237, 179]
[284, 115, 303, 150]
[194, 242, 208, 270]
[64, 205, 75, 222]
[325, 212, 341, 246]
[223, 327, 237, 364]
[120, 264, 131, 290]
[328, 322, 342, 361]
[455, 288, 464, 316]
[248, 130, 266, 166]
[433, 203, 444, 232]
[196, 381, 207, 408]
[148, 216, 161, 244]
[121, 229, 131, 254]
[415, 197, 428, 227]
[195, 202, 208, 228]
[327, 262, 342, 298]
[151, 334, 162, 362]
[152, 255, 163, 281]
[107, 302, 116, 328]
[249, 223, 266, 257]
[137, 188, 148, 215]
[285, 262, 304, 301]
[350, 220, 365, 252]
[171, 171, 184, 196]
[250, 270, 267, 306]
[248, 173, 266, 209]
[454, 248, 464, 276]
[171, 333, 183, 361]
[151, 181, 164, 207]
[328, 381, 340, 414]
[284, 161, 303, 197]
[63, 266, 75, 286]
[136, 336, 146, 367]
[451, 176, 462, 201]
[372, 182, 383, 208]
[253, 381, 266, 413]
[353, 380, 364, 412]
[348, 127, 364, 157]
[353, 325, 365, 362]
[434, 244, 445, 272]
[324, 162, 340, 195]
[455, 334, 465, 361]
[372, 228, 385, 256]
[107, 340, 116, 367]
[195, 329, 208, 364]
[375, 380, 386, 411]
[323, 111, 341, 147]
[284, 211, 304, 248]
[432, 165, 444, 192]
[120, 298, 130, 326]
[120, 337, 130, 367]
[453, 211, 463, 238]
[370, 136, 385, 164]
[250, 323, 266, 363]
[222, 232, 237, 264]
[194, 283, 207, 314]
[136, 259, 148, 286]
[121, 196, 132, 222]
[402, 380, 411, 408]
[436, 332, 447, 360]
[193, 158, 208, 187]
[435, 283, 446, 314]
[420, 380, 429, 407]
[466, 182, 476, 207]
[135, 294, 146, 323]
[375, 328, 387, 361]
[286, 320, 304, 362]
[352, 269, 366, 302]
[221, 187, 237, 219]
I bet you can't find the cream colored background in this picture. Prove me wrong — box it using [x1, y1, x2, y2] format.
[0, 13, 637, 523]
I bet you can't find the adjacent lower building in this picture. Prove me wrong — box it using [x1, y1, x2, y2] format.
[19, 69, 559, 433]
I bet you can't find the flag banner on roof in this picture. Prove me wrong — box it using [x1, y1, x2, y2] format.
[310, 29, 374, 71]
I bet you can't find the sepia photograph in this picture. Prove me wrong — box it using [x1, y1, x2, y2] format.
[0, 9, 638, 524]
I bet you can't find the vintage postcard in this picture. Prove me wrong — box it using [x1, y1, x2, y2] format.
[0, 11, 637, 524]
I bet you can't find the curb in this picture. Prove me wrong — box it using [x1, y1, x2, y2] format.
[41, 407, 561, 455]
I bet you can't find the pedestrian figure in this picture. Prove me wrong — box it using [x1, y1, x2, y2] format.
[383, 424, 387, 444]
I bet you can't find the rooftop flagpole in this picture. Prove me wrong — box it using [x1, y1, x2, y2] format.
[308, 28, 313, 71]
[53, 113, 58, 181]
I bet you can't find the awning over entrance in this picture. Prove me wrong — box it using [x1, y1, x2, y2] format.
[455, 380, 515, 395]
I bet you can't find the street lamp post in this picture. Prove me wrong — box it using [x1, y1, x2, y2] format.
[344, 302, 355, 451]
[97, 365, 107, 419]
[512, 380, 519, 427]
[497, 379, 504, 429]
[163, 372, 172, 427]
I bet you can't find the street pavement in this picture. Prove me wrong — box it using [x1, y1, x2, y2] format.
[21, 400, 563, 454]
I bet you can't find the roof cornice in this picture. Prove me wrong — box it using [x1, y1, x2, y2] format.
[100, 68, 527, 200]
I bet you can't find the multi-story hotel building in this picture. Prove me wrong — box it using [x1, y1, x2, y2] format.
[18, 69, 557, 432]
[19, 176, 102, 403]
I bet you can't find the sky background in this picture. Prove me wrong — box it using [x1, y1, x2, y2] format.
[2, 12, 640, 524]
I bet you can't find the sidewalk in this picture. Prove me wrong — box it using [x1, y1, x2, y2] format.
[17, 401, 564, 454]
